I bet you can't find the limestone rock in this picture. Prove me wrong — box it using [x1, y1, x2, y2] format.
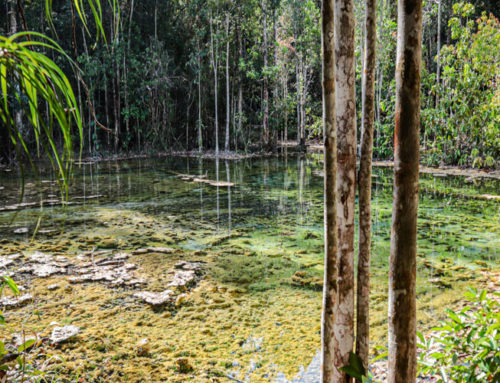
[134, 290, 174, 306]
[0, 294, 33, 308]
[50, 325, 80, 344]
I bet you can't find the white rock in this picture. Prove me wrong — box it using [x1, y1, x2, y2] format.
[168, 270, 196, 288]
[50, 325, 80, 344]
[0, 294, 33, 308]
[134, 290, 174, 306]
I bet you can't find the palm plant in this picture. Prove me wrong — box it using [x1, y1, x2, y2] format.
[0, 0, 116, 195]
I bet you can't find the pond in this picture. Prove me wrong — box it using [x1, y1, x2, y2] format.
[0, 153, 498, 382]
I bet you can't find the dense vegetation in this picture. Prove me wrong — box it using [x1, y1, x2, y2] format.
[1, 0, 498, 166]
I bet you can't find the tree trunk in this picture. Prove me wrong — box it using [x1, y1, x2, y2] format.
[9, 0, 23, 136]
[262, 0, 270, 149]
[123, 0, 135, 147]
[334, 0, 356, 380]
[320, 0, 338, 381]
[356, 0, 376, 378]
[198, 37, 203, 152]
[388, 0, 422, 382]
[436, 0, 441, 107]
[225, 12, 230, 152]
[210, 14, 219, 154]
[237, 19, 243, 150]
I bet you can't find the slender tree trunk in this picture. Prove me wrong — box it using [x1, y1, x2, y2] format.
[8, 0, 17, 35]
[210, 14, 219, 154]
[356, 0, 376, 378]
[198, 37, 203, 152]
[272, 6, 278, 145]
[300, 57, 306, 146]
[9, 0, 23, 136]
[321, 0, 338, 381]
[388, 0, 422, 382]
[333, 0, 356, 380]
[225, 12, 230, 152]
[295, 51, 301, 145]
[237, 19, 243, 150]
[124, 0, 135, 146]
[435, 0, 441, 107]
[262, 0, 270, 149]
[154, 0, 158, 41]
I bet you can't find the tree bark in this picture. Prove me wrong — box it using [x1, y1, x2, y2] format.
[237, 18, 243, 150]
[9, 0, 23, 136]
[320, 0, 338, 381]
[356, 0, 376, 378]
[210, 14, 219, 154]
[388, 0, 422, 382]
[334, 0, 356, 380]
[436, 0, 441, 107]
[225, 12, 230, 152]
[198, 36, 203, 152]
[262, 0, 270, 149]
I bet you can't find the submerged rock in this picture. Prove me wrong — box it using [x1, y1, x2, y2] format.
[132, 247, 176, 255]
[33, 264, 67, 277]
[0, 294, 33, 308]
[134, 290, 174, 306]
[50, 325, 80, 344]
[168, 270, 196, 289]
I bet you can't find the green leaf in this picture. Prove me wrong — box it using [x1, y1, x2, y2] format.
[1, 276, 19, 295]
[17, 339, 36, 353]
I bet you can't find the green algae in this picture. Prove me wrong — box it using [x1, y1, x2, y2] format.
[0, 155, 498, 382]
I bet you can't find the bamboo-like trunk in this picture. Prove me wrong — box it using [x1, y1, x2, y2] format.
[388, 0, 422, 382]
[333, 0, 356, 380]
[225, 12, 230, 152]
[356, 0, 376, 378]
[320, 0, 338, 381]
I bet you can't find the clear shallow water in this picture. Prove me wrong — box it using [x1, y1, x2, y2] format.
[0, 153, 498, 381]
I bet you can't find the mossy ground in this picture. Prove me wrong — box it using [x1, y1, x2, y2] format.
[0, 156, 498, 382]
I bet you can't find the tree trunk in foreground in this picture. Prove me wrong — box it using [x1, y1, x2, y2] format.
[356, 0, 376, 378]
[320, 0, 338, 381]
[388, 0, 422, 382]
[334, 0, 356, 380]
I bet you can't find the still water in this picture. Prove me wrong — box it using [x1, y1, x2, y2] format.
[0, 153, 498, 382]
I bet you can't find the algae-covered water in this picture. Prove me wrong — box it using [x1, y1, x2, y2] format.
[0, 153, 498, 382]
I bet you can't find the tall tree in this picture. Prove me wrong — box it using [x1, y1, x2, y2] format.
[8, 0, 23, 136]
[210, 12, 220, 154]
[333, 0, 356, 380]
[262, 0, 270, 149]
[356, 0, 376, 377]
[388, 0, 423, 381]
[320, 0, 338, 380]
[225, 11, 230, 152]
[197, 34, 203, 152]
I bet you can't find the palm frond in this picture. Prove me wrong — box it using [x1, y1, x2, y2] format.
[0, 32, 82, 196]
